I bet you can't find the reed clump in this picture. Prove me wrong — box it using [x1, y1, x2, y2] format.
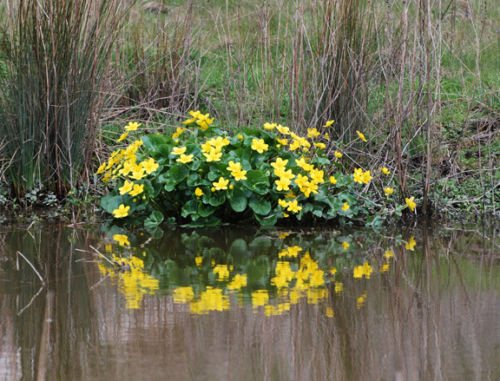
[0, 0, 124, 198]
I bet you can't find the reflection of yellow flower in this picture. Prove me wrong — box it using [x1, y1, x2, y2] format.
[383, 249, 394, 259]
[405, 236, 417, 251]
[113, 234, 130, 247]
[356, 292, 367, 309]
[213, 264, 230, 281]
[380, 263, 390, 273]
[228, 274, 247, 290]
[334, 282, 343, 293]
[173, 286, 195, 303]
[251, 290, 269, 307]
[405, 197, 417, 212]
[112, 204, 130, 218]
[325, 306, 334, 318]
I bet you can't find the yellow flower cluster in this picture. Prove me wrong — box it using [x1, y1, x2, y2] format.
[182, 110, 214, 131]
[353, 168, 372, 185]
[98, 254, 159, 309]
[227, 161, 247, 181]
[201, 136, 230, 162]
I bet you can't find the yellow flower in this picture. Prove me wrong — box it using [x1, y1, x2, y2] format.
[117, 132, 128, 143]
[125, 121, 141, 132]
[353, 168, 372, 185]
[286, 199, 302, 213]
[342, 241, 350, 250]
[295, 157, 313, 172]
[275, 177, 291, 191]
[119, 180, 134, 195]
[251, 138, 269, 153]
[405, 197, 417, 212]
[334, 150, 343, 159]
[182, 110, 201, 125]
[129, 183, 144, 197]
[276, 138, 288, 146]
[196, 113, 214, 130]
[172, 127, 185, 139]
[96, 162, 107, 174]
[112, 204, 130, 218]
[130, 168, 145, 180]
[213, 177, 229, 191]
[341, 202, 350, 212]
[225, 160, 241, 171]
[194, 187, 204, 198]
[380, 166, 390, 175]
[141, 158, 159, 175]
[314, 142, 326, 150]
[405, 236, 417, 251]
[329, 175, 337, 185]
[309, 169, 324, 184]
[324, 120, 335, 128]
[307, 127, 320, 139]
[356, 130, 367, 142]
[113, 234, 130, 247]
[276, 124, 290, 135]
[203, 148, 222, 162]
[384, 187, 394, 197]
[231, 170, 247, 181]
[271, 157, 288, 172]
[263, 122, 276, 130]
[171, 146, 187, 155]
[356, 293, 367, 309]
[195, 256, 203, 266]
[177, 154, 194, 164]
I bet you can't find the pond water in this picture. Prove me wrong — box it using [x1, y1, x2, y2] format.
[0, 222, 498, 380]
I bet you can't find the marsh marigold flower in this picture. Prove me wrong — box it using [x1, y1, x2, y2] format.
[113, 234, 130, 247]
[213, 177, 229, 191]
[380, 166, 390, 175]
[125, 122, 141, 132]
[251, 138, 269, 153]
[356, 130, 367, 142]
[334, 150, 343, 159]
[194, 187, 204, 198]
[324, 120, 335, 128]
[177, 154, 194, 164]
[405, 197, 417, 212]
[112, 204, 130, 218]
[384, 187, 394, 197]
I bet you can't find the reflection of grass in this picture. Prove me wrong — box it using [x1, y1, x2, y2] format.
[97, 229, 406, 313]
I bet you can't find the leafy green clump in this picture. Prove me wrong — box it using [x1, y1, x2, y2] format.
[97, 111, 408, 228]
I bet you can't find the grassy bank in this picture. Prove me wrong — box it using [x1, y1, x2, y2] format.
[0, 0, 498, 218]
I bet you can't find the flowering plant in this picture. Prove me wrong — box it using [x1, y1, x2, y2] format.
[97, 111, 409, 228]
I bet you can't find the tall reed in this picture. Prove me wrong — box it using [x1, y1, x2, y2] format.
[0, 0, 124, 197]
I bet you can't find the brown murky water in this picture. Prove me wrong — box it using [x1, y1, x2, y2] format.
[0, 222, 498, 381]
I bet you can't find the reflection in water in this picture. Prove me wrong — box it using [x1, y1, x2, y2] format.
[0, 223, 498, 380]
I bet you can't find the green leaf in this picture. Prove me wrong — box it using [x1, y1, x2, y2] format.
[168, 164, 189, 184]
[229, 189, 247, 212]
[205, 191, 226, 207]
[144, 210, 164, 230]
[244, 170, 270, 195]
[100, 195, 123, 214]
[249, 197, 271, 215]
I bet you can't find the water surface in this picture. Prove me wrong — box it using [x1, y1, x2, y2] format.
[0, 223, 498, 380]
